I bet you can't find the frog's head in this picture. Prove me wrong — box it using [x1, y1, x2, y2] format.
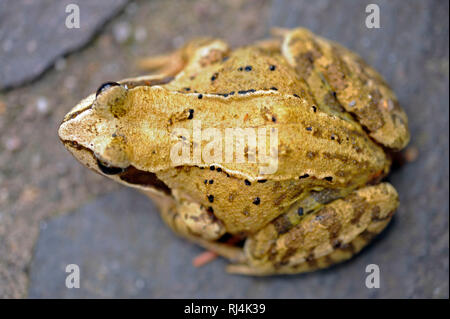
[58, 77, 174, 195]
[59, 82, 130, 171]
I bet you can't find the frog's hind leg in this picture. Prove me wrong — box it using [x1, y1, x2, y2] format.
[227, 183, 398, 275]
[138, 37, 230, 77]
[280, 27, 409, 150]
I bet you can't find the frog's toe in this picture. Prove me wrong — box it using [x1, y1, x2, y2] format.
[226, 264, 270, 276]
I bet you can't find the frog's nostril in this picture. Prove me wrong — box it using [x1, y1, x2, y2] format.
[95, 82, 121, 97]
[96, 158, 125, 175]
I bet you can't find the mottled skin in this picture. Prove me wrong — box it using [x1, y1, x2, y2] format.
[58, 28, 409, 275]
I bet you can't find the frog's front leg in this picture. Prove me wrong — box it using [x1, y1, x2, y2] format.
[227, 183, 398, 275]
[138, 37, 230, 77]
[141, 189, 245, 263]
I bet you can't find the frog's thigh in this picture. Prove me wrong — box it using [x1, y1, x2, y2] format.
[141, 189, 245, 263]
[282, 28, 409, 150]
[227, 183, 398, 275]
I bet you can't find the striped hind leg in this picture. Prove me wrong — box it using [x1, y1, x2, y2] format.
[227, 183, 398, 275]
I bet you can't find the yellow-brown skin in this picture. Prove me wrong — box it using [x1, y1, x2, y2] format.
[58, 28, 409, 275]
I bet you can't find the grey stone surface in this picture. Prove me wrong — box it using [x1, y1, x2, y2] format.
[25, 0, 449, 298]
[26, 189, 403, 298]
[0, 0, 129, 90]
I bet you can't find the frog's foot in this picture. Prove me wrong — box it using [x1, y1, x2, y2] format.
[138, 52, 185, 76]
[227, 183, 398, 275]
[192, 234, 248, 267]
[138, 37, 230, 77]
[253, 38, 282, 53]
[270, 27, 290, 37]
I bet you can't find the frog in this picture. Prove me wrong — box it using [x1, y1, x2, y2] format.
[58, 27, 410, 275]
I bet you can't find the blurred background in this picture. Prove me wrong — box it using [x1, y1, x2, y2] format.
[0, 0, 448, 298]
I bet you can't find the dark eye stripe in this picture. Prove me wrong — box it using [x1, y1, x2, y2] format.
[96, 159, 124, 175]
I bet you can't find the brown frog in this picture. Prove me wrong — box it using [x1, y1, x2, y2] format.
[58, 28, 409, 275]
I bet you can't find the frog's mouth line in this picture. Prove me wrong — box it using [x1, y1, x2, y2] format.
[62, 139, 172, 195]
[118, 165, 172, 195]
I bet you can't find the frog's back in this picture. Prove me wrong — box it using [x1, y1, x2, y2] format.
[163, 46, 314, 102]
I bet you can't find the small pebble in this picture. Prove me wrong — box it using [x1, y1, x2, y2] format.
[134, 26, 147, 42]
[113, 22, 131, 44]
[36, 97, 49, 114]
[64, 76, 77, 90]
[4, 136, 21, 152]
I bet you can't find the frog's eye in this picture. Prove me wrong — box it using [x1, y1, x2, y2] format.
[95, 82, 121, 97]
[93, 83, 129, 117]
[96, 158, 125, 175]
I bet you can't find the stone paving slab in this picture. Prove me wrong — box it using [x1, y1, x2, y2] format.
[0, 0, 129, 90]
[26, 188, 418, 299]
